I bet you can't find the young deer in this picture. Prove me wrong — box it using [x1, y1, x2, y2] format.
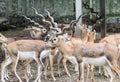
[1, 40, 46, 82]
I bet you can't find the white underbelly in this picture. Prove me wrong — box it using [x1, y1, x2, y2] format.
[18, 51, 35, 60]
[83, 56, 107, 66]
[67, 56, 77, 64]
[40, 49, 51, 59]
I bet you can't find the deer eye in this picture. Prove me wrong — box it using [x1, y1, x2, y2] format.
[53, 38, 57, 41]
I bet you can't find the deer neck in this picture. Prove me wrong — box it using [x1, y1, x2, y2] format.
[88, 38, 94, 43]
[81, 34, 88, 43]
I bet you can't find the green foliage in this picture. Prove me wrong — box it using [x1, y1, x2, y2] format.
[106, 14, 120, 18]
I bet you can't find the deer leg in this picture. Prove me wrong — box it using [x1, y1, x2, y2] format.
[62, 57, 71, 77]
[33, 56, 42, 82]
[104, 65, 116, 82]
[78, 63, 82, 82]
[90, 65, 95, 82]
[78, 62, 85, 82]
[4, 67, 9, 80]
[12, 57, 23, 82]
[98, 66, 102, 75]
[27, 64, 32, 77]
[85, 64, 90, 82]
[68, 56, 79, 73]
[57, 53, 62, 77]
[103, 66, 109, 77]
[23, 59, 33, 81]
[109, 60, 120, 77]
[49, 54, 56, 81]
[44, 58, 49, 79]
[81, 62, 85, 82]
[1, 57, 12, 82]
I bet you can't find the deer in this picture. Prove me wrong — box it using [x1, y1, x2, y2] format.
[98, 34, 120, 77]
[24, 26, 47, 40]
[82, 1, 102, 26]
[0, 33, 29, 81]
[0, 28, 47, 81]
[47, 34, 120, 82]
[23, 15, 49, 40]
[74, 42, 120, 82]
[0, 39, 49, 82]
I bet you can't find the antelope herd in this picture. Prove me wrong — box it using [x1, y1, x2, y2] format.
[0, 8, 120, 82]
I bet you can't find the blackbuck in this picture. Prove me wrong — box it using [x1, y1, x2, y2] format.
[0, 33, 34, 81]
[1, 40, 46, 82]
[99, 34, 120, 76]
[47, 35, 120, 82]
[74, 42, 120, 82]
[59, 29, 96, 82]
[25, 26, 47, 40]
[82, 1, 102, 25]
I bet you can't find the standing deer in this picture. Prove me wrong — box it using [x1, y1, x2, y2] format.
[99, 34, 120, 77]
[1, 40, 46, 82]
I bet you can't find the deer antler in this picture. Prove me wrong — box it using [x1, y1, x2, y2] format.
[32, 7, 53, 29]
[45, 9, 58, 28]
[22, 15, 44, 29]
[32, 7, 45, 20]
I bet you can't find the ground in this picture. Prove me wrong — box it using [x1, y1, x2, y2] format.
[0, 28, 120, 82]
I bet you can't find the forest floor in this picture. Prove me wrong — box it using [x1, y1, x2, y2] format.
[0, 28, 120, 82]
